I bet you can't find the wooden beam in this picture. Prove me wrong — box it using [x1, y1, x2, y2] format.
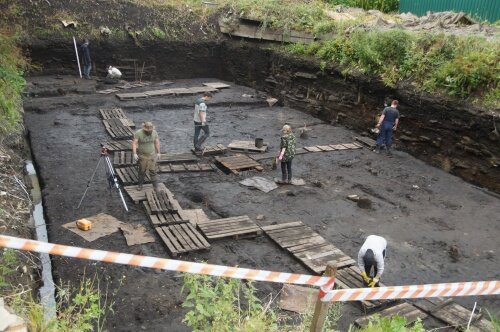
[309, 264, 337, 332]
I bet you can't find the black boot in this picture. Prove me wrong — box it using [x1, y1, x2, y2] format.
[374, 145, 381, 154]
[386, 146, 393, 157]
[137, 169, 145, 191]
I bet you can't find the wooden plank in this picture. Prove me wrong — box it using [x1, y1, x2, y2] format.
[202, 82, 231, 89]
[186, 223, 211, 248]
[155, 227, 180, 256]
[159, 153, 198, 163]
[342, 143, 361, 149]
[304, 146, 322, 152]
[354, 303, 428, 327]
[100, 108, 126, 119]
[355, 136, 376, 149]
[197, 215, 261, 240]
[261, 221, 304, 231]
[105, 140, 132, 152]
[317, 145, 334, 151]
[330, 144, 348, 150]
[227, 140, 268, 153]
[116, 92, 149, 100]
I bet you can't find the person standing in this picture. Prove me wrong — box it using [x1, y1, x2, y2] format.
[278, 125, 296, 184]
[358, 235, 387, 287]
[193, 92, 212, 151]
[132, 122, 161, 191]
[375, 100, 400, 156]
[80, 39, 92, 79]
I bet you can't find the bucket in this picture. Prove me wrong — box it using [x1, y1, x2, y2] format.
[255, 138, 264, 148]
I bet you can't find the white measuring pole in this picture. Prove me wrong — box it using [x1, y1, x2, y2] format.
[73, 36, 82, 78]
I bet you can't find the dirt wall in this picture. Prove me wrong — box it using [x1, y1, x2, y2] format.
[219, 42, 500, 193]
[24, 38, 500, 193]
[26, 39, 223, 80]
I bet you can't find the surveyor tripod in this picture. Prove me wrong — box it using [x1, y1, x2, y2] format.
[77, 145, 129, 211]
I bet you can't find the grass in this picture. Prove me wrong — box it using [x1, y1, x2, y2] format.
[287, 29, 500, 108]
[181, 274, 343, 331]
[348, 314, 426, 332]
[0, 29, 26, 135]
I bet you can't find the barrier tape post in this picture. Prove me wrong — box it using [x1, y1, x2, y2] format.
[310, 264, 337, 332]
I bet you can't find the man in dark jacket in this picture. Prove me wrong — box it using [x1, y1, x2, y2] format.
[80, 39, 91, 79]
[375, 100, 400, 156]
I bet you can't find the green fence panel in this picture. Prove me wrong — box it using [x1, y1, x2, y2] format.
[399, 0, 500, 23]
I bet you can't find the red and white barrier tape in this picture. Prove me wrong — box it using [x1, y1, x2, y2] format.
[320, 281, 500, 302]
[0, 235, 333, 287]
[1, 235, 498, 302]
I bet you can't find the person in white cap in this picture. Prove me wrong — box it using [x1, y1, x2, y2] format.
[132, 122, 161, 191]
[107, 66, 122, 79]
[358, 235, 387, 287]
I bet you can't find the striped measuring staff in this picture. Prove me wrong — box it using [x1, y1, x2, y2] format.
[320, 281, 500, 302]
[0, 235, 334, 287]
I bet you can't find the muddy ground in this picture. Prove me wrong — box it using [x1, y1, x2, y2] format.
[23, 76, 499, 331]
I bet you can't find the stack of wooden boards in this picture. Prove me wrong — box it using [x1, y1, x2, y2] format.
[115, 82, 230, 100]
[123, 183, 263, 257]
[100, 108, 136, 140]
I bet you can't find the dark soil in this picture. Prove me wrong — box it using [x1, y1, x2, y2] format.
[23, 76, 500, 331]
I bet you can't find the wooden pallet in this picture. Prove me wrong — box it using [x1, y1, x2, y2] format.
[106, 126, 135, 139]
[124, 183, 180, 205]
[113, 152, 199, 167]
[355, 136, 376, 149]
[261, 221, 355, 274]
[215, 154, 263, 174]
[100, 108, 127, 119]
[146, 190, 176, 214]
[116, 92, 149, 100]
[113, 151, 135, 167]
[155, 224, 210, 257]
[159, 152, 198, 163]
[203, 82, 231, 89]
[197, 215, 262, 240]
[336, 265, 392, 310]
[354, 303, 428, 327]
[192, 144, 227, 156]
[412, 298, 494, 332]
[116, 166, 151, 185]
[103, 118, 135, 128]
[143, 201, 187, 226]
[104, 140, 132, 152]
[228, 140, 268, 153]
[159, 162, 214, 173]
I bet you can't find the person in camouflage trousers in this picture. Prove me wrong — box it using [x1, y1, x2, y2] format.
[277, 124, 296, 184]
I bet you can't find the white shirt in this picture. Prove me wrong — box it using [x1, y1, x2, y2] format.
[358, 235, 387, 276]
[193, 98, 207, 122]
[107, 67, 122, 79]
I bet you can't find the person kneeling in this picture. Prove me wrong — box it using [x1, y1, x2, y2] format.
[105, 66, 122, 84]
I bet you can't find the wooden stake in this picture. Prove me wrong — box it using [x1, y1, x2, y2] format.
[310, 264, 337, 332]
[139, 62, 145, 83]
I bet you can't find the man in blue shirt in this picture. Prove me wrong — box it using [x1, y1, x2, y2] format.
[375, 100, 400, 156]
